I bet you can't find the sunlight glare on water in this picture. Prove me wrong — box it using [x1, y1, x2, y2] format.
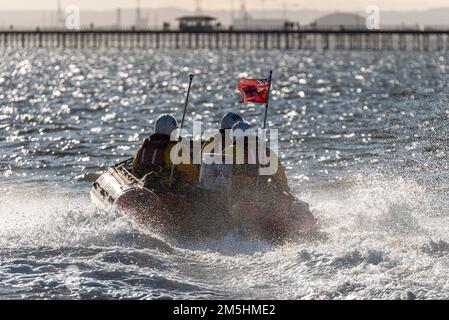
[1, 48, 449, 299]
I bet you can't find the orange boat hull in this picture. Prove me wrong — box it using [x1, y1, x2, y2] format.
[90, 163, 316, 242]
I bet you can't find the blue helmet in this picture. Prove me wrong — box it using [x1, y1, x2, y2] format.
[154, 114, 178, 136]
[231, 120, 252, 137]
[220, 112, 243, 130]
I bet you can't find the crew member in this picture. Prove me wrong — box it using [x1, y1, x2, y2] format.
[201, 112, 244, 155]
[223, 120, 289, 192]
[132, 114, 197, 190]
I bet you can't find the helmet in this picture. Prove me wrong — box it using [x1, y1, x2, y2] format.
[220, 112, 243, 130]
[232, 120, 252, 138]
[154, 114, 178, 136]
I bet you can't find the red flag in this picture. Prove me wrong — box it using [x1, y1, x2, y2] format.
[237, 78, 270, 104]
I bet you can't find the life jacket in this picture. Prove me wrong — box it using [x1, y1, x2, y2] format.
[224, 138, 287, 191]
[133, 134, 173, 178]
[201, 131, 229, 155]
[231, 138, 262, 179]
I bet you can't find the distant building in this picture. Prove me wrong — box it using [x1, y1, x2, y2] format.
[232, 18, 293, 30]
[310, 12, 366, 29]
[177, 15, 217, 31]
[232, 2, 292, 31]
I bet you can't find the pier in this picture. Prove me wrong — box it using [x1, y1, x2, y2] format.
[1, 29, 449, 51]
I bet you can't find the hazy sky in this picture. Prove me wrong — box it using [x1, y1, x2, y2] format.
[0, 0, 446, 11]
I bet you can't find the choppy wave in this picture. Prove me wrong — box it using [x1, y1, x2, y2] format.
[1, 171, 449, 299]
[2, 49, 449, 299]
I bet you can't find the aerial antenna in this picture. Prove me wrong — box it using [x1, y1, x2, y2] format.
[116, 8, 122, 29]
[282, 1, 287, 21]
[41, 12, 45, 28]
[262, 0, 266, 19]
[195, 0, 202, 14]
[57, 0, 64, 27]
[230, 0, 234, 25]
[240, 0, 249, 25]
[136, 0, 142, 28]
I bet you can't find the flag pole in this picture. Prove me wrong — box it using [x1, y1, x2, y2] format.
[257, 70, 273, 187]
[262, 70, 273, 130]
[168, 73, 194, 190]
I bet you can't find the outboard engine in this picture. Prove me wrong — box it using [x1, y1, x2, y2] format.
[199, 153, 233, 192]
[182, 153, 233, 238]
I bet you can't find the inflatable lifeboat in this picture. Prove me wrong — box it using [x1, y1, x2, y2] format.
[90, 158, 316, 242]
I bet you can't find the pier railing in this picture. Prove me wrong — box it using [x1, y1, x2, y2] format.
[1, 29, 449, 51]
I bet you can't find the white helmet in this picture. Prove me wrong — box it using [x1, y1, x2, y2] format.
[221, 112, 243, 130]
[232, 120, 252, 138]
[154, 114, 178, 136]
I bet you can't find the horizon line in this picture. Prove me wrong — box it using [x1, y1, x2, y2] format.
[2, 6, 449, 13]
